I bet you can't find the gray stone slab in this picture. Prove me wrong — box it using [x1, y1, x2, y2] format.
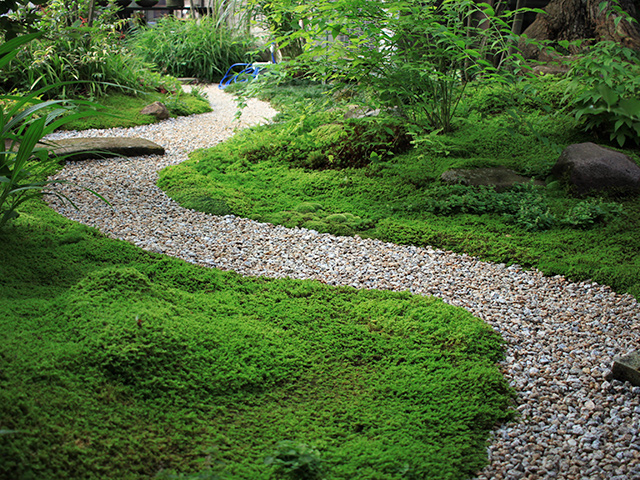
[440, 167, 544, 191]
[42, 137, 165, 162]
[610, 351, 640, 386]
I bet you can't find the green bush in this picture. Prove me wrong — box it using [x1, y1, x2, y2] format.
[0, 33, 108, 228]
[1, 2, 173, 99]
[128, 16, 254, 82]
[564, 41, 640, 147]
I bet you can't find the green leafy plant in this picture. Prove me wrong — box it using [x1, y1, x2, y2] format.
[564, 40, 640, 147]
[0, 33, 108, 228]
[260, 0, 540, 132]
[1, 0, 174, 99]
[247, 0, 306, 59]
[562, 198, 623, 228]
[0, 0, 46, 39]
[264, 441, 324, 480]
[3, 27, 170, 99]
[128, 16, 254, 82]
[511, 203, 556, 231]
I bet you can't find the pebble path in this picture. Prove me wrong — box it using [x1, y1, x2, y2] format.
[46, 86, 640, 480]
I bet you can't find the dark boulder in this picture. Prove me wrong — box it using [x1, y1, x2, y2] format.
[551, 142, 640, 195]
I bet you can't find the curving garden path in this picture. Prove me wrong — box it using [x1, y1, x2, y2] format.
[46, 86, 640, 480]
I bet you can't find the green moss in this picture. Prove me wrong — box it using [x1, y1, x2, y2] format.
[60, 92, 212, 131]
[159, 81, 640, 298]
[296, 202, 323, 213]
[326, 213, 348, 224]
[0, 198, 513, 479]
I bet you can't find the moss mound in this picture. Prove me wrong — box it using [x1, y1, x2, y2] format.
[0, 201, 514, 479]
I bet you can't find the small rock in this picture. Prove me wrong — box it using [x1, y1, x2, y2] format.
[141, 101, 170, 120]
[440, 167, 544, 192]
[610, 352, 640, 386]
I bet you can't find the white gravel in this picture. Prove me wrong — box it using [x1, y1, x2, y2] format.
[46, 85, 640, 480]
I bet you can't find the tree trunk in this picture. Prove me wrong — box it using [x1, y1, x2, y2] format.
[87, 0, 95, 28]
[520, 0, 640, 59]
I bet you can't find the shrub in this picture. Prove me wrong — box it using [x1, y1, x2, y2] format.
[1, 2, 171, 98]
[262, 0, 541, 132]
[564, 41, 640, 147]
[128, 16, 254, 82]
[0, 33, 108, 229]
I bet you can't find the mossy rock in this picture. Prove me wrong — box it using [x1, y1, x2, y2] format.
[440, 167, 545, 192]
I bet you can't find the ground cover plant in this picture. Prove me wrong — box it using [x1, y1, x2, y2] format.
[58, 89, 212, 130]
[159, 75, 640, 299]
[0, 198, 514, 479]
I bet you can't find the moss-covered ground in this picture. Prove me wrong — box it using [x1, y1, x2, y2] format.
[160, 78, 640, 298]
[0, 200, 514, 479]
[60, 90, 212, 131]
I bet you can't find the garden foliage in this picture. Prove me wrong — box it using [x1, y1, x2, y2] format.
[161, 79, 640, 298]
[564, 40, 640, 147]
[1, 0, 176, 98]
[0, 0, 46, 39]
[0, 33, 107, 229]
[0, 202, 514, 479]
[128, 15, 255, 82]
[247, 0, 541, 132]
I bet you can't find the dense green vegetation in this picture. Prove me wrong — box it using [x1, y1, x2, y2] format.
[160, 78, 640, 298]
[0, 200, 513, 479]
[3, 0, 639, 477]
[128, 15, 254, 83]
[0, 2, 218, 131]
[59, 89, 212, 130]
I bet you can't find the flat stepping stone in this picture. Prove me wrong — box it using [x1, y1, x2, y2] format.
[43, 137, 165, 162]
[441, 167, 544, 191]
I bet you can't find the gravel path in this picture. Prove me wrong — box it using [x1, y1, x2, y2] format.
[46, 86, 640, 480]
